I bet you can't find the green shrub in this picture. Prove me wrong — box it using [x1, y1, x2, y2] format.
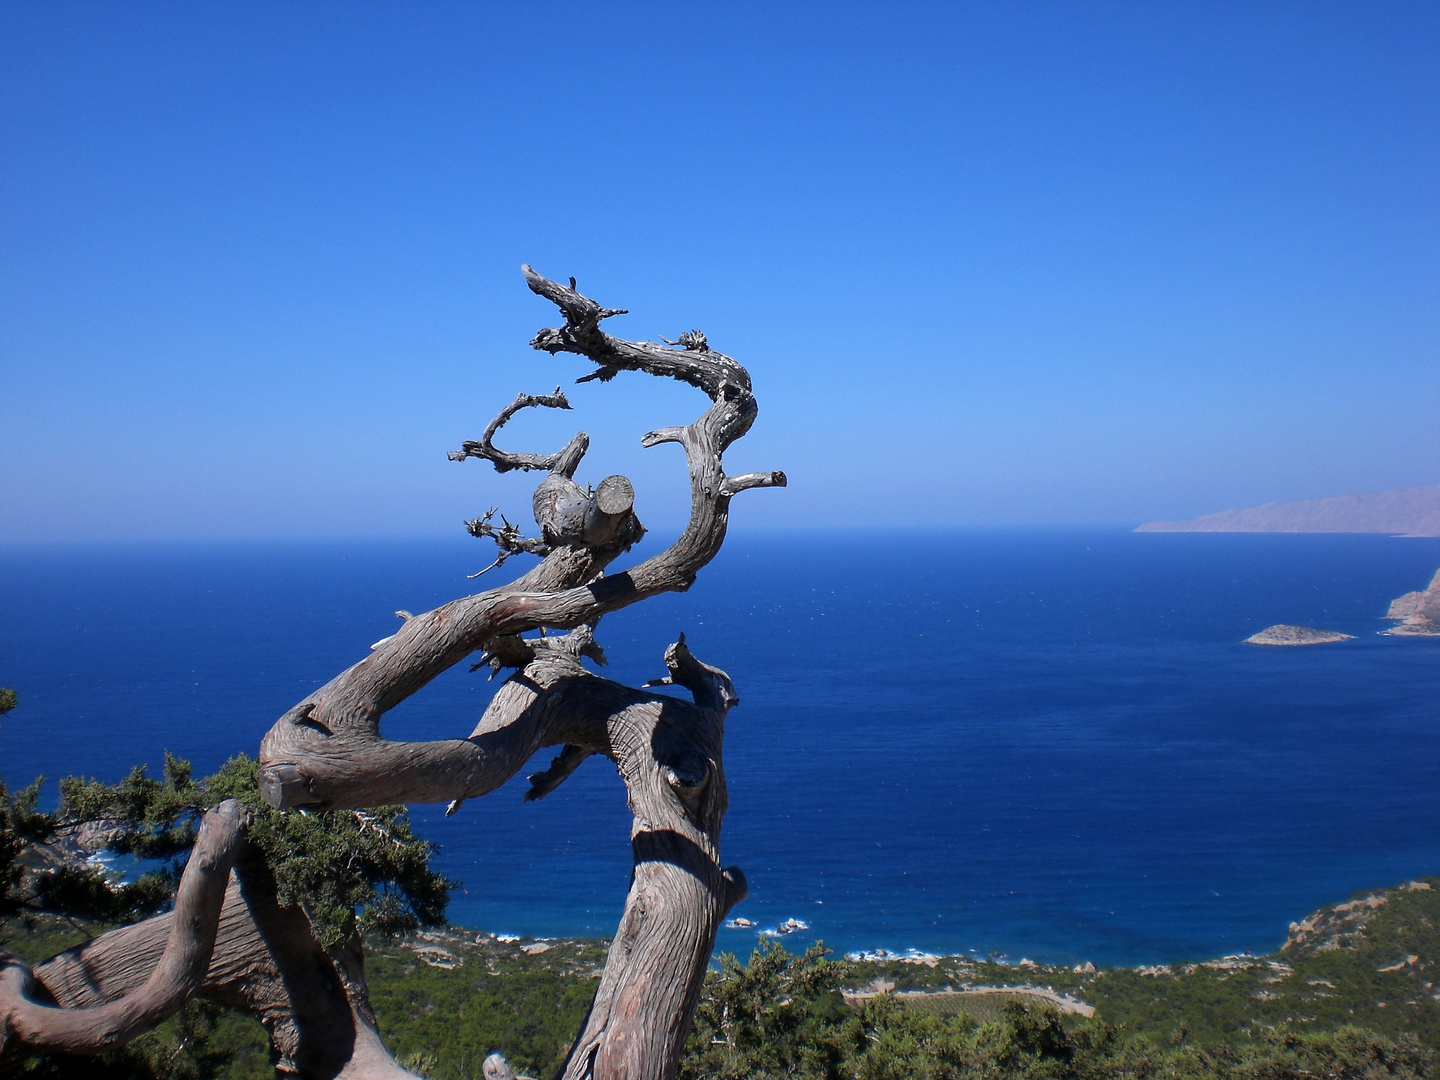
[44, 753, 455, 946]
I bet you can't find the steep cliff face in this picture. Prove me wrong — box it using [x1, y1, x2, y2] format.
[1386, 568, 1440, 636]
[1136, 484, 1440, 535]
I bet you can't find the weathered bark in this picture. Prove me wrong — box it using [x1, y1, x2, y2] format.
[445, 631, 750, 1080]
[4, 267, 778, 1080]
[19, 846, 418, 1079]
[256, 266, 783, 812]
[555, 638, 748, 1080]
[0, 802, 247, 1055]
[256, 267, 779, 1079]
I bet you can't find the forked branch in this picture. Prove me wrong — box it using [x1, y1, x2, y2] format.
[463, 507, 553, 574]
[448, 388, 587, 478]
[0, 801, 247, 1055]
[258, 266, 785, 811]
[7, 267, 781, 1080]
[17, 845, 422, 1079]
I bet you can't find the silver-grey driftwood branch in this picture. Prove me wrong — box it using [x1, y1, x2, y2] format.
[0, 802, 247, 1055]
[257, 265, 783, 814]
[1, 266, 782, 1080]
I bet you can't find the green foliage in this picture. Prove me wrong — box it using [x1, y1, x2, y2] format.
[0, 787, 26, 913]
[2, 768, 177, 922]
[8, 738, 1440, 1080]
[59, 753, 203, 861]
[34, 753, 456, 947]
[36, 866, 175, 922]
[679, 942, 1439, 1080]
[0, 912, 99, 963]
[6, 914, 1440, 1080]
[1148, 1026, 1436, 1080]
[1, 776, 53, 913]
[364, 934, 608, 1080]
[684, 940, 860, 1080]
[0, 687, 17, 714]
[0, 750, 455, 1077]
[4, 777, 54, 845]
[680, 942, 1141, 1080]
[204, 755, 454, 946]
[1088, 879, 1440, 1050]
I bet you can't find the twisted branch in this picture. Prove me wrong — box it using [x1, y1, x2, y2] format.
[16, 845, 422, 1079]
[462, 508, 553, 576]
[0, 801, 247, 1055]
[258, 265, 784, 811]
[448, 388, 586, 477]
[5, 267, 780, 1080]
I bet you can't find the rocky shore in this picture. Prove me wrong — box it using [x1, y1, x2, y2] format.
[1385, 567, 1440, 636]
[1244, 624, 1352, 646]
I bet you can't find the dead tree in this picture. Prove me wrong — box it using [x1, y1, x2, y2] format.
[0, 266, 783, 1080]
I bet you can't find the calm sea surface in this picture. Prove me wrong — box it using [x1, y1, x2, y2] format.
[2, 530, 1438, 966]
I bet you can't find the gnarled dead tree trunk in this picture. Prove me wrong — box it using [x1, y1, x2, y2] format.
[0, 267, 781, 1080]
[0, 802, 247, 1056]
[17, 846, 415, 1080]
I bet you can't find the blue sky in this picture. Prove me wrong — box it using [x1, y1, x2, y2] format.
[1, 2, 1436, 540]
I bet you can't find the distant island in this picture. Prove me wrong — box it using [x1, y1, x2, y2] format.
[1244, 624, 1353, 646]
[1385, 567, 1440, 636]
[1135, 483, 1440, 535]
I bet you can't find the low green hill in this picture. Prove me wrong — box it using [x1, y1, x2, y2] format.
[5, 878, 1440, 1078]
[1087, 878, 1440, 1047]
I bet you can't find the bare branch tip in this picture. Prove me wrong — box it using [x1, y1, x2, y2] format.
[641, 426, 685, 448]
[576, 366, 619, 385]
[719, 470, 788, 496]
[723, 865, 750, 912]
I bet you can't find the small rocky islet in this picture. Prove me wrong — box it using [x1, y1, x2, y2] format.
[1243, 564, 1440, 644]
[1245, 624, 1352, 646]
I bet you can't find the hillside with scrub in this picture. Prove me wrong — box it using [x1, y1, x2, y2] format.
[4, 838, 1439, 1079]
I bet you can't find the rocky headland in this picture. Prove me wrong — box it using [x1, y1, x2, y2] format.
[1244, 624, 1353, 646]
[1136, 483, 1440, 535]
[1385, 567, 1440, 636]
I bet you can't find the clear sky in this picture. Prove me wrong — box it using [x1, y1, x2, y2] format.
[2, 2, 1436, 541]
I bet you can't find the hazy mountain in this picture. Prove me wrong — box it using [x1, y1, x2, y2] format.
[1136, 484, 1440, 536]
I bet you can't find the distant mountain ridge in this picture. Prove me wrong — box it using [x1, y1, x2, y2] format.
[1136, 484, 1440, 536]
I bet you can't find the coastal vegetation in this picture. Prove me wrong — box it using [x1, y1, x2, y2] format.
[3, 754, 450, 942]
[5, 701, 1439, 1080]
[4, 798, 1438, 1080]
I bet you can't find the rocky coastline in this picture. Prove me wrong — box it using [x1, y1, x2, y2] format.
[1385, 567, 1440, 636]
[1244, 624, 1353, 646]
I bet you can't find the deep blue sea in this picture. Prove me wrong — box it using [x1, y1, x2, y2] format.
[2, 530, 1438, 967]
